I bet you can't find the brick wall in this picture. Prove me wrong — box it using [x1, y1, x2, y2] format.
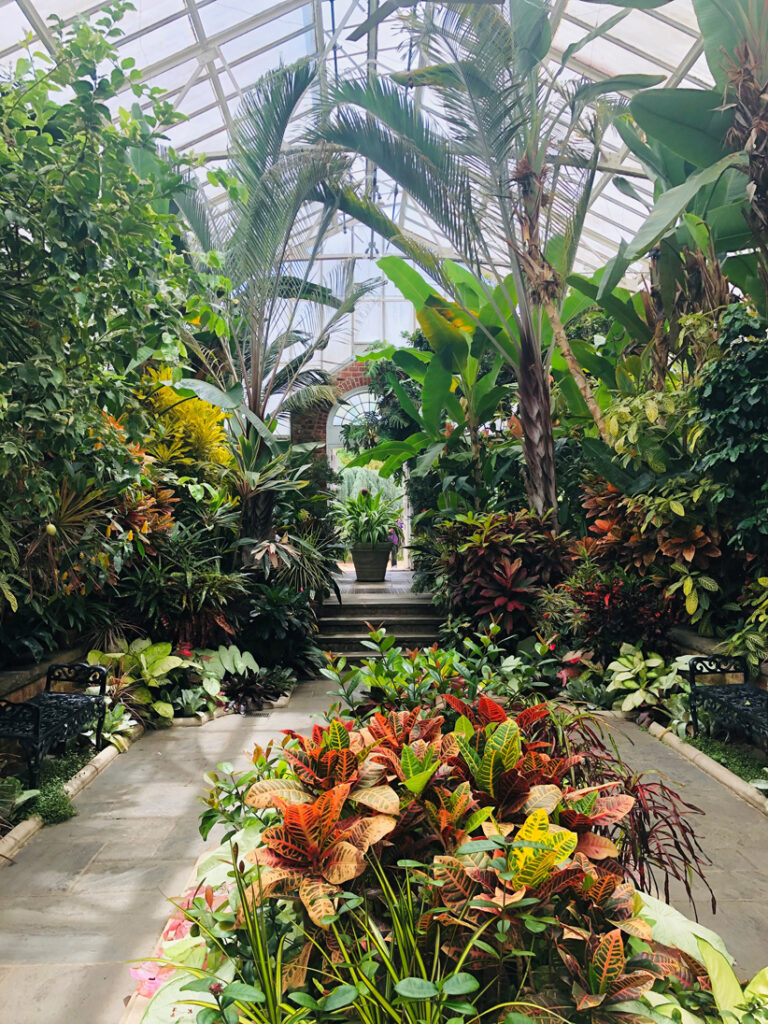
[289, 360, 370, 453]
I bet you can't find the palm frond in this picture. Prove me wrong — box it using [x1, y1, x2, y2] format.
[281, 384, 341, 414]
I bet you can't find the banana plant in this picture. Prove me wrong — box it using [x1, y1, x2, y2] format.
[582, 0, 768, 330]
[344, 256, 517, 505]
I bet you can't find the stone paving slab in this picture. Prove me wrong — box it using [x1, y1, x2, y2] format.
[0, 704, 319, 1024]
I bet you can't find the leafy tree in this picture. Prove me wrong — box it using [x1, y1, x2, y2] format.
[0, 5, 217, 657]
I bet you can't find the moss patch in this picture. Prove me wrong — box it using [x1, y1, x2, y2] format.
[28, 747, 93, 826]
[688, 736, 768, 785]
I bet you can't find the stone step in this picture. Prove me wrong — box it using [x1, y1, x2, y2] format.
[319, 632, 440, 653]
[318, 614, 442, 632]
[323, 597, 437, 615]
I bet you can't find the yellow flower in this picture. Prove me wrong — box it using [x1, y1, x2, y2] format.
[126, 530, 134, 542]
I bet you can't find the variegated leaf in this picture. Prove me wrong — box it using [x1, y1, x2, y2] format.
[325, 720, 350, 751]
[245, 778, 312, 809]
[236, 868, 304, 924]
[576, 832, 619, 860]
[322, 841, 365, 884]
[299, 877, 339, 928]
[441, 733, 459, 758]
[574, 983, 605, 1010]
[478, 695, 507, 722]
[482, 819, 515, 838]
[345, 814, 397, 852]
[433, 855, 477, 907]
[521, 785, 563, 815]
[585, 876, 617, 906]
[591, 929, 625, 993]
[350, 784, 400, 815]
[476, 749, 504, 796]
[455, 733, 481, 773]
[605, 969, 657, 1003]
[486, 719, 522, 768]
[281, 940, 312, 993]
[590, 794, 636, 826]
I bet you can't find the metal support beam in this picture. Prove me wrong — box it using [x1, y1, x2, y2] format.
[14, 0, 56, 52]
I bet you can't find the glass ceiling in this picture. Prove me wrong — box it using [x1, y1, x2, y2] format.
[0, 0, 712, 368]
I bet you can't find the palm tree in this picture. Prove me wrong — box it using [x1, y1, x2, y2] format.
[312, 1, 661, 517]
[177, 62, 385, 436]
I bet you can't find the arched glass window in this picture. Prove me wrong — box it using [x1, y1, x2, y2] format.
[326, 388, 377, 468]
[331, 391, 377, 428]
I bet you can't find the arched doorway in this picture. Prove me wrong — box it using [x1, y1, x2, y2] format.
[326, 387, 377, 471]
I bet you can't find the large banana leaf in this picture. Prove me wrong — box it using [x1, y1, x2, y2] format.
[692, 0, 756, 88]
[624, 152, 749, 261]
[630, 89, 734, 168]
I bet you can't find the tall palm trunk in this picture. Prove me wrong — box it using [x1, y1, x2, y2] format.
[516, 331, 558, 517]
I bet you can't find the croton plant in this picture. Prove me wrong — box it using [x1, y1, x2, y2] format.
[132, 692, 751, 1024]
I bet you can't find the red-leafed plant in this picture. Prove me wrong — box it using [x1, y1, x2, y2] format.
[434, 510, 571, 636]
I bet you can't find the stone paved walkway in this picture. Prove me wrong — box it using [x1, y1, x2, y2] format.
[0, 679, 330, 1024]
[1, 684, 767, 1023]
[606, 718, 768, 976]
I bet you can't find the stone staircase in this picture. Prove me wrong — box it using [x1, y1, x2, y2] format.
[318, 572, 443, 661]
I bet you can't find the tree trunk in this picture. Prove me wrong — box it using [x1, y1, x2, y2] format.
[543, 298, 609, 442]
[241, 491, 276, 559]
[515, 333, 558, 521]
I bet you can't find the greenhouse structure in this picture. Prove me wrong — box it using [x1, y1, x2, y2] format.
[1, 2, 767, 1023]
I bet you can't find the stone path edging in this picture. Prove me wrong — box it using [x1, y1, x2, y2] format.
[0, 723, 145, 866]
[595, 709, 768, 818]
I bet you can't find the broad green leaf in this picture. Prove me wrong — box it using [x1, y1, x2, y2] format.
[395, 978, 439, 1000]
[443, 973, 480, 997]
[378, 255, 436, 308]
[626, 153, 749, 260]
[222, 981, 266, 1006]
[151, 700, 174, 719]
[420, 353, 453, 436]
[176, 378, 243, 410]
[571, 74, 664, 110]
[323, 984, 359, 1011]
[697, 938, 743, 1018]
[630, 89, 733, 168]
[692, 0, 753, 88]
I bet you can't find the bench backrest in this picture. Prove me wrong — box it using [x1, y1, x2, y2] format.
[687, 655, 747, 688]
[45, 662, 107, 695]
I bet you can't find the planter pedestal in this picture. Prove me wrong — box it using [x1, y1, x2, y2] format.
[351, 543, 392, 582]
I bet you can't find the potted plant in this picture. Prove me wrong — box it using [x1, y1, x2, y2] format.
[333, 490, 403, 582]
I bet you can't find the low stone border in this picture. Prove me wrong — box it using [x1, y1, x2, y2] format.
[171, 706, 233, 728]
[645, 720, 768, 818]
[0, 722, 144, 867]
[593, 709, 768, 818]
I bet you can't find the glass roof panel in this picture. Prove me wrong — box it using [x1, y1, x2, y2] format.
[0, 0, 714, 367]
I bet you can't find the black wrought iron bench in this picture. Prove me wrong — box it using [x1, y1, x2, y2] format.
[688, 655, 768, 748]
[0, 662, 107, 785]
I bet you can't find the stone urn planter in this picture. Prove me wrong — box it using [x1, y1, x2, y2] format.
[351, 542, 393, 582]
